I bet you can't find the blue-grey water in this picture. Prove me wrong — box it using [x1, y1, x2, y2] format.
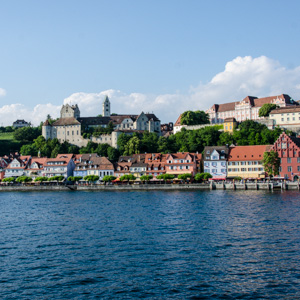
[1, 190, 300, 299]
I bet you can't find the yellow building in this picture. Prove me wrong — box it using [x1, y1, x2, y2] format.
[223, 117, 237, 133]
[227, 145, 272, 179]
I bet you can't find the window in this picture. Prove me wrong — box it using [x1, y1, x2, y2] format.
[288, 166, 292, 172]
[297, 158, 300, 163]
[298, 166, 300, 172]
[287, 158, 291, 163]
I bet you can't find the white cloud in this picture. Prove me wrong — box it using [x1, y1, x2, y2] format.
[0, 103, 60, 127]
[0, 88, 6, 97]
[1, 55, 300, 126]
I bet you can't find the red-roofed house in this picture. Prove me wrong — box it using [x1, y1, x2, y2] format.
[165, 152, 201, 176]
[145, 153, 167, 178]
[271, 132, 300, 180]
[227, 145, 272, 179]
[24, 157, 48, 179]
[43, 154, 75, 178]
[5, 156, 31, 178]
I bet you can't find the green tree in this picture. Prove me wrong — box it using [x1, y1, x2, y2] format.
[119, 174, 136, 181]
[156, 174, 175, 183]
[180, 110, 210, 125]
[83, 175, 100, 182]
[194, 172, 212, 182]
[102, 175, 117, 182]
[258, 103, 278, 117]
[14, 126, 41, 142]
[140, 175, 153, 182]
[34, 176, 48, 182]
[16, 176, 32, 183]
[263, 150, 280, 177]
[48, 176, 65, 181]
[117, 133, 131, 155]
[95, 143, 110, 157]
[20, 144, 38, 156]
[177, 173, 192, 182]
[107, 147, 120, 161]
[124, 136, 141, 156]
[140, 131, 158, 153]
[68, 176, 83, 182]
[2, 177, 15, 183]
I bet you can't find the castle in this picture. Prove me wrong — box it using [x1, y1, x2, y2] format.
[42, 96, 161, 148]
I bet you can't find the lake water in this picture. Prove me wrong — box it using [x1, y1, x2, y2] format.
[1, 190, 300, 299]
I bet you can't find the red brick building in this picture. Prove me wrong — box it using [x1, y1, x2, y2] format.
[271, 132, 300, 180]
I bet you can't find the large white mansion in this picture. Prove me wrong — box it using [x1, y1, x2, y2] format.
[206, 94, 297, 124]
[42, 96, 161, 148]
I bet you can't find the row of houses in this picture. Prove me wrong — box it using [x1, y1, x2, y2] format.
[1, 132, 299, 181]
[0, 153, 114, 180]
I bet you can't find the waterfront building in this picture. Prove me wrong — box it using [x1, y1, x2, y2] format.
[271, 132, 300, 180]
[269, 106, 300, 133]
[227, 145, 271, 179]
[115, 154, 147, 178]
[85, 156, 114, 179]
[43, 154, 75, 179]
[12, 119, 30, 128]
[73, 153, 98, 178]
[165, 152, 201, 176]
[203, 146, 229, 179]
[145, 153, 167, 178]
[5, 156, 31, 178]
[24, 157, 48, 179]
[0, 156, 10, 180]
[206, 94, 297, 124]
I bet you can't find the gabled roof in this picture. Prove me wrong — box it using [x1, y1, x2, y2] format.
[228, 145, 272, 161]
[78, 117, 111, 126]
[174, 114, 182, 126]
[208, 94, 297, 113]
[52, 117, 80, 126]
[43, 119, 52, 126]
[269, 106, 300, 115]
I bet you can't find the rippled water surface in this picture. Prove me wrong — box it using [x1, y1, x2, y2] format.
[1, 190, 300, 299]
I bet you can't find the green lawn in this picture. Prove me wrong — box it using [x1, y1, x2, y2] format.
[0, 132, 14, 140]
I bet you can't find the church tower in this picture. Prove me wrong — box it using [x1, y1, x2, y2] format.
[102, 95, 111, 117]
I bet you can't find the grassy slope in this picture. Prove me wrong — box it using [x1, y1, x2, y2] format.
[0, 132, 24, 156]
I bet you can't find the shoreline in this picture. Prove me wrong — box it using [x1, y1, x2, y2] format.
[0, 182, 298, 192]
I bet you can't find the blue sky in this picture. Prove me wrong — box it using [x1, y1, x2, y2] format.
[1, 0, 300, 125]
